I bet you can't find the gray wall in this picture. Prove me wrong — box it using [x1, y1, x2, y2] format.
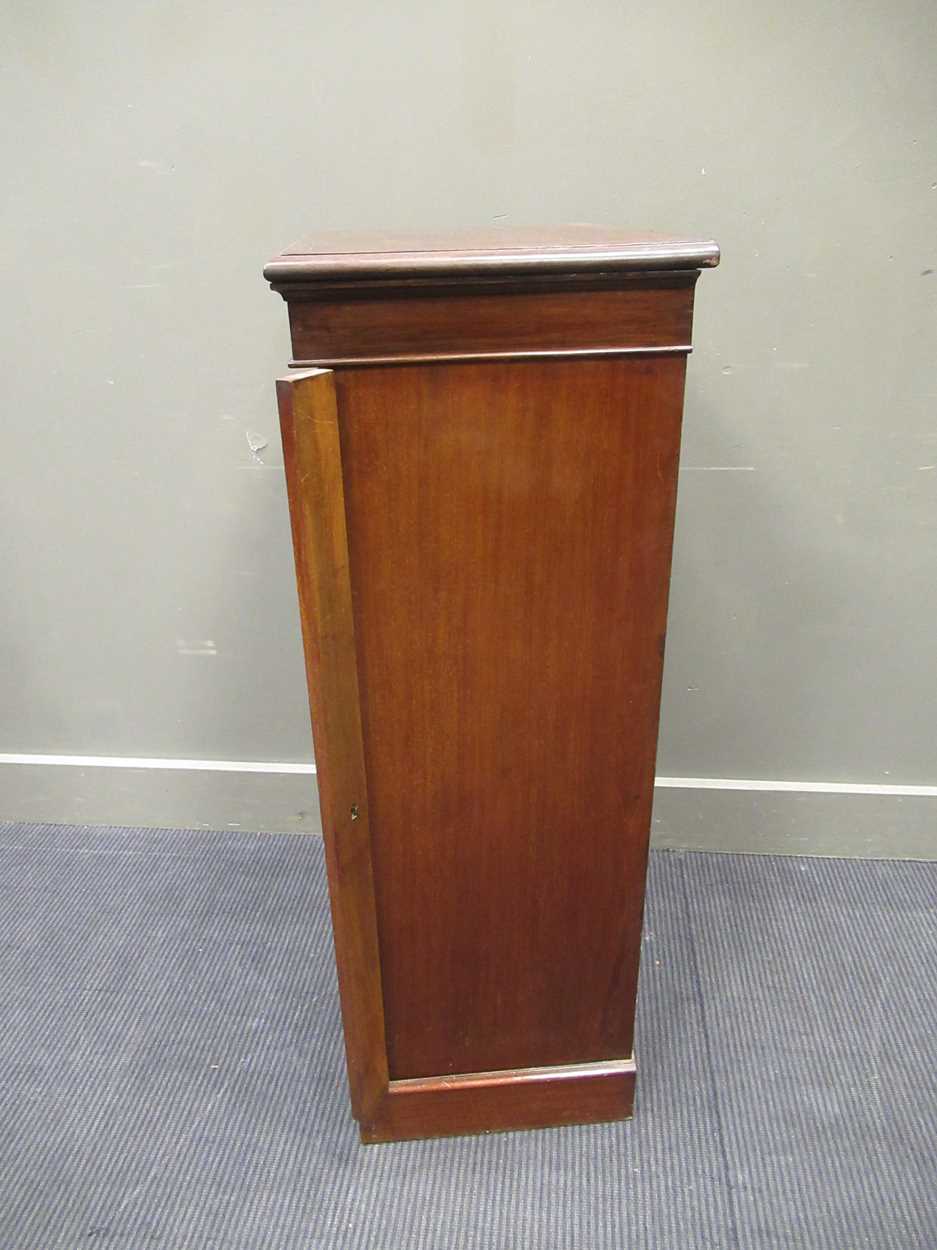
[2, 1, 936, 854]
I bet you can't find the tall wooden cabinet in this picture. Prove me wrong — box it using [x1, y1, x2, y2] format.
[264, 227, 719, 1142]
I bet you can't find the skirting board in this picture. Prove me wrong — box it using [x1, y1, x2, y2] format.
[0, 759, 322, 835]
[652, 783, 937, 859]
[0, 758, 934, 858]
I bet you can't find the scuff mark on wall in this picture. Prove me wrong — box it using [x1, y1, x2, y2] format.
[176, 640, 218, 656]
[246, 432, 268, 464]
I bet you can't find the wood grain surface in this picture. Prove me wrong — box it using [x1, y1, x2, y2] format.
[336, 355, 687, 1082]
[362, 1058, 636, 1143]
[265, 224, 719, 288]
[286, 278, 695, 365]
[276, 370, 388, 1121]
[270, 225, 717, 1140]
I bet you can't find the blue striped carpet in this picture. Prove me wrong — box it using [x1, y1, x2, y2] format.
[0, 821, 934, 1249]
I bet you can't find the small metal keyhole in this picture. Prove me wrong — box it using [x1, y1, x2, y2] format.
[350, 805, 359, 822]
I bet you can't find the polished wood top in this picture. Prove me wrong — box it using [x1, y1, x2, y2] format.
[264, 225, 720, 287]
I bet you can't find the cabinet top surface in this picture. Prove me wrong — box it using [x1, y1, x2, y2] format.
[264, 225, 720, 287]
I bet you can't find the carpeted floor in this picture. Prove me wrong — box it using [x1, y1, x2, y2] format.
[0, 821, 935, 1249]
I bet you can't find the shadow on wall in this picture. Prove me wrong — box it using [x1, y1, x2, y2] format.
[171, 388, 312, 761]
[661, 383, 870, 783]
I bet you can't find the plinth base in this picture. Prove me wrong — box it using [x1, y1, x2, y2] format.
[359, 1056, 636, 1143]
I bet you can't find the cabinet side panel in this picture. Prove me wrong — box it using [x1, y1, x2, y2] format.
[276, 370, 389, 1117]
[337, 357, 686, 1080]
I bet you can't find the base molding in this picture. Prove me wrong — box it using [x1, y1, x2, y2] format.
[359, 1056, 636, 1144]
[0, 759, 322, 834]
[652, 783, 937, 858]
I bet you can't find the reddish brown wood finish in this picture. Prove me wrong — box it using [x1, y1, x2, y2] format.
[276, 371, 388, 1121]
[337, 357, 685, 1080]
[264, 224, 720, 288]
[363, 1059, 636, 1144]
[286, 278, 694, 365]
[268, 227, 718, 1143]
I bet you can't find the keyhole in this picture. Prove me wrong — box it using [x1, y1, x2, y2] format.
[350, 805, 359, 822]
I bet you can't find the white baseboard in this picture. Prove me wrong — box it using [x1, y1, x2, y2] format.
[655, 775, 937, 798]
[0, 753, 317, 775]
[1, 756, 934, 857]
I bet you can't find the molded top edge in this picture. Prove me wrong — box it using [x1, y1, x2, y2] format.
[264, 225, 720, 285]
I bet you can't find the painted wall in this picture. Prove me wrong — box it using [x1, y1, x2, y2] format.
[2, 1, 935, 852]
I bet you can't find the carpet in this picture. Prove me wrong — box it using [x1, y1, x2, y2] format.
[0, 821, 934, 1249]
